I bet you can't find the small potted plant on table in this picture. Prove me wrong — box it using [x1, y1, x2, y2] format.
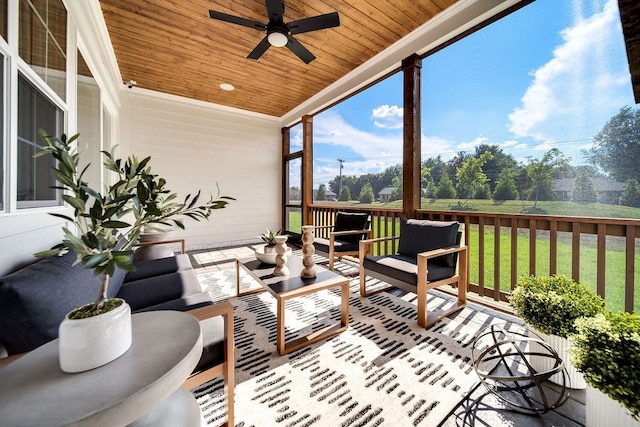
[570, 311, 640, 427]
[254, 228, 291, 264]
[37, 133, 232, 372]
[508, 274, 604, 389]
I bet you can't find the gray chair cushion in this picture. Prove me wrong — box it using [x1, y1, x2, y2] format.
[0, 250, 126, 355]
[363, 254, 456, 286]
[397, 219, 459, 267]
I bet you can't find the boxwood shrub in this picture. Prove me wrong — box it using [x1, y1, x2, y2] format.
[570, 312, 640, 420]
[508, 274, 604, 338]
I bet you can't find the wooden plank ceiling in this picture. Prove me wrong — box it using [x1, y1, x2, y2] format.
[100, 0, 457, 117]
[619, 0, 640, 103]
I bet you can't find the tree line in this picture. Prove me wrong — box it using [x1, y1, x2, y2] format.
[318, 106, 640, 209]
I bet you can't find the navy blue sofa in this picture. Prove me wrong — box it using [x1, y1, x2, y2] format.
[0, 249, 234, 424]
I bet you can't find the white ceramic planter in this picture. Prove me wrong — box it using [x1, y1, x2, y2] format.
[254, 244, 292, 265]
[59, 299, 132, 373]
[529, 330, 586, 389]
[586, 385, 640, 427]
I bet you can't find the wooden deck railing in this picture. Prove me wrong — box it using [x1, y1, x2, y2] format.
[311, 204, 640, 313]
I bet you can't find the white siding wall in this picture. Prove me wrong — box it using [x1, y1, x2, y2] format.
[121, 90, 282, 251]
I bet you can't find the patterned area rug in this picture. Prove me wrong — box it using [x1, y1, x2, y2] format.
[193, 266, 490, 426]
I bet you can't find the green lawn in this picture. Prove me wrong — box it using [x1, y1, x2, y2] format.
[295, 200, 640, 312]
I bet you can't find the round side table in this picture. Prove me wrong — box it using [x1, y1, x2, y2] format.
[0, 311, 203, 426]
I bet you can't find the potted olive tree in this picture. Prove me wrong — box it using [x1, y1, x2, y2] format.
[508, 274, 604, 388]
[37, 133, 232, 372]
[570, 312, 640, 427]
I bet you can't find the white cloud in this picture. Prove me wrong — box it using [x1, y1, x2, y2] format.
[507, 0, 627, 142]
[312, 111, 405, 187]
[457, 136, 490, 151]
[422, 135, 457, 160]
[314, 111, 402, 159]
[371, 104, 404, 129]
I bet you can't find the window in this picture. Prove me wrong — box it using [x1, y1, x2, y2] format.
[420, 0, 635, 217]
[19, 0, 67, 101]
[313, 73, 403, 205]
[284, 156, 301, 234]
[17, 73, 63, 208]
[77, 49, 101, 190]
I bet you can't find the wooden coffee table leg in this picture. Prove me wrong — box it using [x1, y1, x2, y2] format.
[276, 296, 286, 355]
[277, 279, 349, 356]
[340, 280, 349, 327]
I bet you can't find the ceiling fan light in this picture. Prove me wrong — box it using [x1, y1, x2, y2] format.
[267, 31, 288, 47]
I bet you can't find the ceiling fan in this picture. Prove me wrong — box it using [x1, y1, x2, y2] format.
[209, 0, 340, 64]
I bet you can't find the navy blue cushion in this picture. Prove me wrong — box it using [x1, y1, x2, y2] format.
[0, 250, 126, 355]
[116, 269, 203, 311]
[333, 212, 369, 245]
[314, 237, 359, 254]
[124, 254, 192, 283]
[397, 219, 459, 267]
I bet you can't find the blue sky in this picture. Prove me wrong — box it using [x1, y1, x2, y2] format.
[292, 0, 636, 189]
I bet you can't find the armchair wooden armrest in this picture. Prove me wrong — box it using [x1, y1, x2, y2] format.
[183, 299, 234, 426]
[358, 235, 399, 259]
[416, 245, 468, 328]
[417, 245, 467, 260]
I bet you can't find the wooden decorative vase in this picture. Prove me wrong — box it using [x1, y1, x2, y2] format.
[300, 225, 317, 278]
[273, 235, 290, 276]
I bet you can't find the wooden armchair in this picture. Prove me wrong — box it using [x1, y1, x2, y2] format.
[183, 300, 235, 427]
[313, 211, 372, 271]
[359, 219, 468, 328]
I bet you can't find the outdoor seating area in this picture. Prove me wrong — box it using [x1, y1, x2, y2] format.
[2, 0, 640, 426]
[187, 243, 587, 426]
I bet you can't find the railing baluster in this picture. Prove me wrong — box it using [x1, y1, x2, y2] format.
[572, 222, 581, 282]
[550, 220, 558, 275]
[529, 219, 537, 276]
[478, 216, 485, 297]
[626, 225, 635, 313]
[511, 217, 518, 290]
[494, 217, 501, 301]
[597, 223, 606, 299]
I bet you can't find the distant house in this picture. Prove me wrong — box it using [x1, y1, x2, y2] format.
[312, 189, 337, 201]
[378, 187, 394, 202]
[553, 177, 625, 204]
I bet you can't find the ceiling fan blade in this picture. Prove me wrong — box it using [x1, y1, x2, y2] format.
[286, 35, 315, 64]
[288, 12, 340, 35]
[265, 0, 284, 22]
[247, 36, 271, 60]
[209, 10, 265, 31]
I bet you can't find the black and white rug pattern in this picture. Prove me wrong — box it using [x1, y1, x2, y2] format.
[194, 266, 493, 426]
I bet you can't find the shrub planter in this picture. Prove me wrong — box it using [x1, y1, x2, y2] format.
[570, 312, 640, 425]
[586, 385, 640, 427]
[509, 274, 604, 389]
[529, 331, 585, 389]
